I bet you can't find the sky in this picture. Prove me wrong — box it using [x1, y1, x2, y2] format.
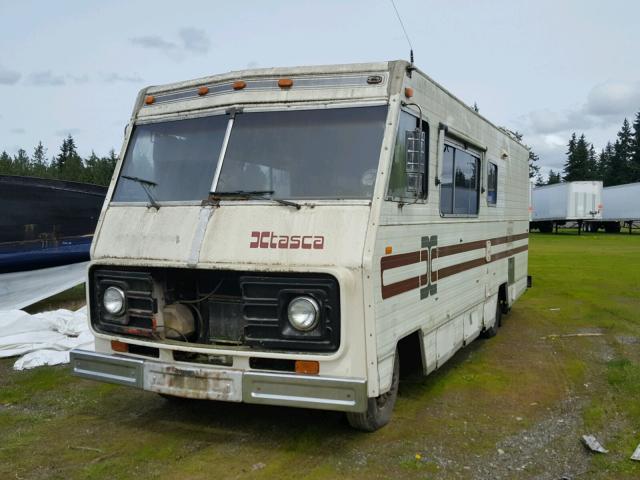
[1, 0, 638, 179]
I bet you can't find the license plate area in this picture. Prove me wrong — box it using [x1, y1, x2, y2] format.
[143, 363, 242, 401]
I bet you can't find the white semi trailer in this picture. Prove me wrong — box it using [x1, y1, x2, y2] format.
[69, 60, 530, 431]
[590, 182, 640, 233]
[530, 181, 602, 233]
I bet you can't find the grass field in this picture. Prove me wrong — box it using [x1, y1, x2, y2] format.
[1, 233, 639, 479]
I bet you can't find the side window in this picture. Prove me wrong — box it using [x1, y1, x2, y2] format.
[387, 111, 429, 200]
[440, 142, 480, 215]
[487, 162, 498, 206]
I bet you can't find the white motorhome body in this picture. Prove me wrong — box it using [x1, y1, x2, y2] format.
[531, 181, 602, 232]
[70, 60, 530, 430]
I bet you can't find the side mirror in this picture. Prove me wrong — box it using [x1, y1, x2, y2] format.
[405, 129, 425, 194]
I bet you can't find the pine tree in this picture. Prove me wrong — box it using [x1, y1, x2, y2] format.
[631, 111, 640, 182]
[0, 151, 12, 174]
[55, 135, 85, 181]
[609, 119, 634, 185]
[547, 170, 561, 184]
[563, 133, 593, 181]
[529, 150, 540, 179]
[13, 149, 30, 175]
[599, 142, 615, 185]
[32, 141, 48, 177]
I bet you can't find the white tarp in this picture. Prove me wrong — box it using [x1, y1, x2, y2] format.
[0, 307, 94, 370]
[0, 261, 89, 311]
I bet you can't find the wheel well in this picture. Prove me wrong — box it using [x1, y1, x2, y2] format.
[397, 330, 423, 377]
[498, 282, 509, 314]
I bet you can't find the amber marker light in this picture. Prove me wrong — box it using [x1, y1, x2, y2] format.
[233, 80, 247, 90]
[404, 87, 414, 98]
[278, 78, 294, 88]
[385, 246, 393, 255]
[198, 86, 209, 96]
[111, 340, 128, 352]
[295, 360, 319, 375]
[144, 95, 155, 105]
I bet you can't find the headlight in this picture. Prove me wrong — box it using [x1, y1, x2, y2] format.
[103, 286, 125, 315]
[287, 296, 320, 331]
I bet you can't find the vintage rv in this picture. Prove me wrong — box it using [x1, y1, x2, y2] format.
[70, 60, 530, 431]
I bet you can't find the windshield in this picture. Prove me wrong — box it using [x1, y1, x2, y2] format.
[112, 114, 228, 202]
[112, 105, 387, 203]
[216, 106, 387, 199]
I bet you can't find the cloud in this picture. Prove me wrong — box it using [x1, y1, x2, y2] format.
[522, 80, 640, 136]
[29, 71, 66, 86]
[0, 65, 21, 85]
[55, 128, 82, 136]
[130, 35, 178, 52]
[130, 28, 211, 58]
[102, 72, 144, 83]
[68, 74, 90, 84]
[10, 128, 25, 134]
[585, 81, 640, 117]
[179, 28, 210, 54]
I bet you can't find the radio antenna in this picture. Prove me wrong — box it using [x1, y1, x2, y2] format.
[389, 0, 414, 68]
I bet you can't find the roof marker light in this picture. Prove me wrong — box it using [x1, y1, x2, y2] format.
[385, 246, 393, 254]
[233, 80, 247, 90]
[404, 87, 414, 98]
[198, 86, 209, 96]
[144, 95, 155, 105]
[278, 78, 294, 88]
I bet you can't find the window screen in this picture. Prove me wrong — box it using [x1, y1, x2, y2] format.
[387, 111, 428, 200]
[440, 143, 480, 215]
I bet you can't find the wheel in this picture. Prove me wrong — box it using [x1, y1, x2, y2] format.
[481, 297, 502, 338]
[347, 350, 399, 432]
[539, 222, 553, 233]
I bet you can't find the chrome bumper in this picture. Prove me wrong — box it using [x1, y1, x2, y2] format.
[70, 349, 367, 413]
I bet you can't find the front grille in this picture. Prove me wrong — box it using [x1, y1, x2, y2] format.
[89, 267, 340, 352]
[241, 275, 340, 352]
[91, 270, 156, 337]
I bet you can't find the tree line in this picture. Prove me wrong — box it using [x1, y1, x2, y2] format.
[544, 111, 640, 186]
[0, 135, 117, 186]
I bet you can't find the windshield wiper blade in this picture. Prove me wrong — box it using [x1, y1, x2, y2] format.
[213, 190, 301, 210]
[122, 175, 160, 209]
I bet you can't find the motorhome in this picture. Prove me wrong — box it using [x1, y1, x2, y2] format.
[70, 60, 530, 431]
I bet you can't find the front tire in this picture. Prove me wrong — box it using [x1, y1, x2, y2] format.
[347, 350, 399, 432]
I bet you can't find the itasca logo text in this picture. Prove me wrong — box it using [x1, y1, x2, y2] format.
[249, 231, 325, 250]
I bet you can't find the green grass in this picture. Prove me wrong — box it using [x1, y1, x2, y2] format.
[1, 232, 639, 479]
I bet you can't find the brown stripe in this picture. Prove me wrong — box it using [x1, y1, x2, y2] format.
[490, 232, 529, 246]
[381, 251, 421, 270]
[490, 243, 528, 262]
[438, 244, 528, 281]
[381, 276, 420, 299]
[437, 240, 486, 257]
[437, 257, 486, 280]
[380, 233, 528, 299]
[437, 232, 529, 257]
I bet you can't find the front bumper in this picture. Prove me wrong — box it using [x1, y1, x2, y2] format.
[70, 349, 367, 413]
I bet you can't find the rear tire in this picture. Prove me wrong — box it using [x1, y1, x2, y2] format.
[481, 298, 502, 338]
[347, 350, 399, 432]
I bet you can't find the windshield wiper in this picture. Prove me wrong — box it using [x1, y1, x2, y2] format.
[213, 190, 301, 210]
[122, 175, 160, 209]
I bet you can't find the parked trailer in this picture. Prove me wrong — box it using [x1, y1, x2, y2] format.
[589, 182, 640, 233]
[530, 181, 602, 233]
[69, 60, 530, 431]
